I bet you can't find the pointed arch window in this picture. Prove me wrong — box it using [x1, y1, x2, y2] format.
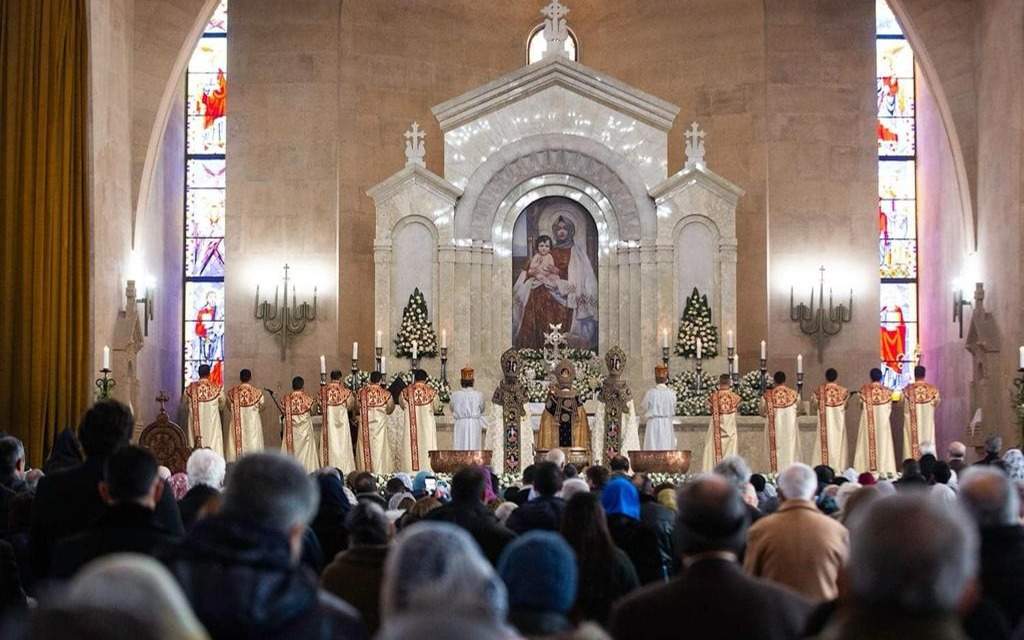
[527, 24, 578, 64]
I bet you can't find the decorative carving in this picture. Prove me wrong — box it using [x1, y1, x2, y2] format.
[493, 348, 530, 472]
[138, 392, 191, 474]
[599, 345, 632, 459]
[684, 121, 706, 169]
[540, 0, 570, 59]
[404, 122, 426, 167]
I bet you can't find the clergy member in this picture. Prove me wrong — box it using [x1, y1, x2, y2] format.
[702, 374, 741, 471]
[760, 371, 800, 473]
[225, 368, 265, 461]
[184, 364, 226, 455]
[320, 370, 357, 472]
[398, 369, 440, 471]
[641, 365, 677, 450]
[902, 365, 940, 459]
[357, 371, 396, 473]
[451, 367, 486, 450]
[538, 360, 590, 451]
[853, 368, 897, 475]
[282, 376, 319, 473]
[811, 368, 849, 470]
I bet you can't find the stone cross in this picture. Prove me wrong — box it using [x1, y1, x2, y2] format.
[541, 0, 570, 59]
[684, 121, 706, 169]
[404, 122, 426, 167]
[156, 390, 169, 414]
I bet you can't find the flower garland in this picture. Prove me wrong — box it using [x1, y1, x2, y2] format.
[667, 370, 716, 416]
[737, 369, 773, 416]
[674, 288, 720, 358]
[516, 348, 602, 402]
[394, 288, 438, 358]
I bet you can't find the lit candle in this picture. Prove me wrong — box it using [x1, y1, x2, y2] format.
[412, 341, 418, 360]
[102, 346, 110, 371]
[352, 342, 358, 360]
[381, 356, 387, 375]
[727, 330, 734, 349]
[376, 330, 382, 349]
[760, 340, 766, 360]
[696, 338, 702, 360]
[442, 329, 447, 349]
[662, 328, 669, 348]
[797, 354, 803, 374]
[1019, 346, 1024, 370]
[320, 355, 326, 374]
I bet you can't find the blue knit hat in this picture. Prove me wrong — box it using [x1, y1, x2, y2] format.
[601, 477, 641, 520]
[497, 531, 577, 613]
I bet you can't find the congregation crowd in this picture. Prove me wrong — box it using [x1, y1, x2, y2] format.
[0, 399, 1023, 639]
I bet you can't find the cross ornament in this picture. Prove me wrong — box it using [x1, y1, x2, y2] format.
[404, 122, 426, 167]
[684, 121, 706, 169]
[156, 390, 170, 414]
[541, 0, 570, 59]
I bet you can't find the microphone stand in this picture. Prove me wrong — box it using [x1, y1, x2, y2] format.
[265, 388, 284, 438]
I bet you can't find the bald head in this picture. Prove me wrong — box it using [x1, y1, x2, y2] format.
[947, 441, 966, 460]
[676, 474, 749, 556]
[959, 466, 1019, 527]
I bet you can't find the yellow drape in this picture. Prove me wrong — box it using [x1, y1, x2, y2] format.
[0, 0, 90, 467]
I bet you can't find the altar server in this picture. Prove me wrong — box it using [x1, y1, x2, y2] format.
[901, 365, 940, 460]
[761, 371, 800, 473]
[398, 369, 440, 471]
[225, 368, 265, 461]
[282, 376, 319, 473]
[853, 368, 897, 475]
[641, 365, 677, 450]
[357, 371, 396, 473]
[320, 370, 357, 471]
[451, 367, 486, 450]
[184, 364, 226, 455]
[811, 368, 849, 470]
[702, 374, 741, 471]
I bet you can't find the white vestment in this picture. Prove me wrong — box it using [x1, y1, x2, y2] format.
[902, 382, 940, 460]
[225, 383, 265, 461]
[642, 384, 677, 450]
[399, 382, 439, 472]
[320, 383, 356, 472]
[451, 388, 486, 450]
[185, 379, 226, 456]
[486, 404, 535, 476]
[811, 383, 848, 470]
[702, 389, 741, 472]
[853, 382, 896, 475]
[357, 384, 394, 474]
[763, 386, 801, 473]
[282, 391, 319, 473]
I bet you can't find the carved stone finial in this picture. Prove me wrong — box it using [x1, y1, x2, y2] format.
[684, 121, 706, 169]
[404, 122, 426, 167]
[540, 0, 570, 59]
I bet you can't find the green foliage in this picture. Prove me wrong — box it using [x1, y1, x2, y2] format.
[667, 370, 716, 416]
[737, 369, 773, 416]
[394, 288, 438, 358]
[675, 288, 720, 359]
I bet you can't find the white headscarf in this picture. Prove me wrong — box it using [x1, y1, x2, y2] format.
[559, 478, 590, 501]
[1003, 449, 1024, 481]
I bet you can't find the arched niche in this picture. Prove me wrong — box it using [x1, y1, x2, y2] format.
[391, 216, 438, 331]
[674, 216, 720, 320]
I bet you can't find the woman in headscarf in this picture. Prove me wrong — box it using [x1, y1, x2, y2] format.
[600, 478, 664, 584]
[497, 531, 578, 638]
[1002, 449, 1024, 482]
[168, 472, 190, 501]
[310, 472, 352, 563]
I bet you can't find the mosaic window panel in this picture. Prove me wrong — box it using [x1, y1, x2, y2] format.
[186, 189, 226, 237]
[879, 239, 918, 279]
[877, 117, 915, 156]
[187, 37, 226, 73]
[186, 159, 226, 189]
[878, 199, 917, 239]
[877, 76, 915, 118]
[878, 160, 915, 199]
[880, 282, 918, 390]
[877, 39, 914, 79]
[185, 238, 226, 278]
[875, 0, 902, 35]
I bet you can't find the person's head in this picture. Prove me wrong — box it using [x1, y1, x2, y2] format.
[933, 461, 952, 485]
[825, 368, 838, 382]
[584, 465, 609, 491]
[814, 465, 835, 488]
[346, 501, 390, 547]
[291, 376, 304, 391]
[221, 453, 318, 562]
[385, 477, 408, 498]
[718, 374, 731, 389]
[100, 446, 162, 509]
[561, 492, 614, 558]
[400, 496, 442, 529]
[959, 466, 1020, 527]
[79, 400, 134, 458]
[198, 364, 211, 379]
[948, 441, 967, 461]
[497, 531, 577, 618]
[902, 459, 922, 478]
[383, 522, 507, 622]
[713, 455, 751, 490]
[552, 216, 574, 244]
[370, 371, 384, 384]
[777, 463, 817, 501]
[919, 453, 937, 480]
[534, 234, 552, 256]
[773, 371, 786, 385]
[451, 465, 487, 503]
[655, 365, 669, 384]
[635, 473, 655, 497]
[533, 461, 563, 498]
[869, 367, 883, 382]
[563, 463, 578, 479]
[609, 455, 630, 473]
[544, 448, 566, 469]
[0, 436, 25, 479]
[601, 477, 640, 520]
[560, 477, 590, 502]
[521, 464, 537, 486]
[839, 485, 880, 523]
[676, 474, 749, 557]
[330, 369, 343, 382]
[239, 369, 252, 383]
[414, 369, 428, 382]
[186, 448, 226, 490]
[984, 434, 1003, 455]
[750, 473, 767, 493]
[353, 471, 377, 495]
[846, 495, 978, 615]
[914, 365, 926, 380]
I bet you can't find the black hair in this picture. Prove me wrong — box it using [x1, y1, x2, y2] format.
[521, 464, 537, 485]
[773, 371, 786, 385]
[353, 471, 377, 495]
[534, 234, 553, 250]
[385, 477, 407, 496]
[609, 455, 630, 472]
[533, 461, 564, 497]
[676, 478, 750, 556]
[370, 371, 383, 384]
[103, 445, 158, 503]
[461, 379, 473, 388]
[345, 501, 389, 546]
[451, 465, 487, 503]
[330, 369, 343, 381]
[870, 368, 883, 382]
[292, 376, 304, 390]
[240, 369, 252, 382]
[563, 463, 578, 479]
[719, 374, 731, 385]
[825, 368, 838, 382]
[198, 364, 211, 378]
[914, 365, 926, 379]
[0, 437, 23, 477]
[585, 465, 610, 490]
[79, 400, 134, 458]
[413, 369, 428, 382]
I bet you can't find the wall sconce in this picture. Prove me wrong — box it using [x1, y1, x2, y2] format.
[953, 254, 982, 339]
[789, 266, 853, 362]
[254, 263, 318, 360]
[126, 278, 155, 336]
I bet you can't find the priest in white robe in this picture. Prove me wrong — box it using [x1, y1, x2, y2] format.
[642, 364, 677, 450]
[225, 368, 264, 461]
[398, 369, 440, 471]
[760, 371, 800, 473]
[853, 368, 897, 475]
[357, 371, 396, 473]
[901, 365, 940, 460]
[320, 370, 357, 472]
[811, 368, 849, 470]
[185, 363, 226, 456]
[702, 374, 741, 471]
[451, 367, 486, 450]
[282, 376, 319, 473]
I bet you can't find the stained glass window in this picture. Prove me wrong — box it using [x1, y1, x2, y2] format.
[184, 0, 227, 387]
[876, 0, 918, 390]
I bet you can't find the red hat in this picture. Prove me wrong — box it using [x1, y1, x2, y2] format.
[857, 472, 877, 486]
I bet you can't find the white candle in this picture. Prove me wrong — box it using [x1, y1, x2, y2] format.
[412, 341, 418, 360]
[733, 354, 739, 375]
[696, 338, 702, 360]
[102, 346, 110, 371]
[376, 330, 382, 348]
[442, 329, 447, 349]
[1019, 346, 1024, 370]
[760, 340, 766, 360]
[352, 342, 358, 360]
[381, 356, 387, 375]
[662, 328, 669, 348]
[727, 330, 734, 349]
[797, 354, 803, 374]
[320, 355, 326, 374]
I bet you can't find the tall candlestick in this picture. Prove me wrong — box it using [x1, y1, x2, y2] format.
[441, 329, 447, 349]
[797, 354, 803, 374]
[412, 341, 418, 361]
[1019, 346, 1024, 370]
[376, 330, 382, 348]
[662, 328, 669, 349]
[352, 342, 358, 360]
[320, 355, 326, 374]
[381, 356, 387, 375]
[733, 354, 739, 375]
[102, 346, 110, 371]
[727, 330, 734, 349]
[696, 337, 702, 360]
[760, 340, 766, 360]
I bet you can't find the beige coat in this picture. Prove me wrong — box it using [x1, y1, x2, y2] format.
[743, 499, 849, 602]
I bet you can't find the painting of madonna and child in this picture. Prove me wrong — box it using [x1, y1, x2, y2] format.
[512, 196, 599, 350]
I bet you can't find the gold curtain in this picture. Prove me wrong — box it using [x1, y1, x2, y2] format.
[0, 0, 90, 466]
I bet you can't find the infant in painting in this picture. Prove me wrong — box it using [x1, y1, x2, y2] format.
[528, 235, 561, 287]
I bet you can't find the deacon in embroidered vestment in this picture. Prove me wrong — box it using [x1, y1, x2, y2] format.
[811, 368, 849, 470]
[853, 368, 897, 475]
[320, 370, 357, 472]
[225, 368, 265, 461]
[598, 347, 639, 461]
[642, 364, 677, 451]
[760, 371, 801, 473]
[185, 364, 226, 455]
[451, 367, 486, 450]
[357, 371, 396, 473]
[398, 369, 440, 472]
[702, 374, 741, 471]
[901, 365, 940, 460]
[282, 376, 320, 473]
[538, 359, 590, 451]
